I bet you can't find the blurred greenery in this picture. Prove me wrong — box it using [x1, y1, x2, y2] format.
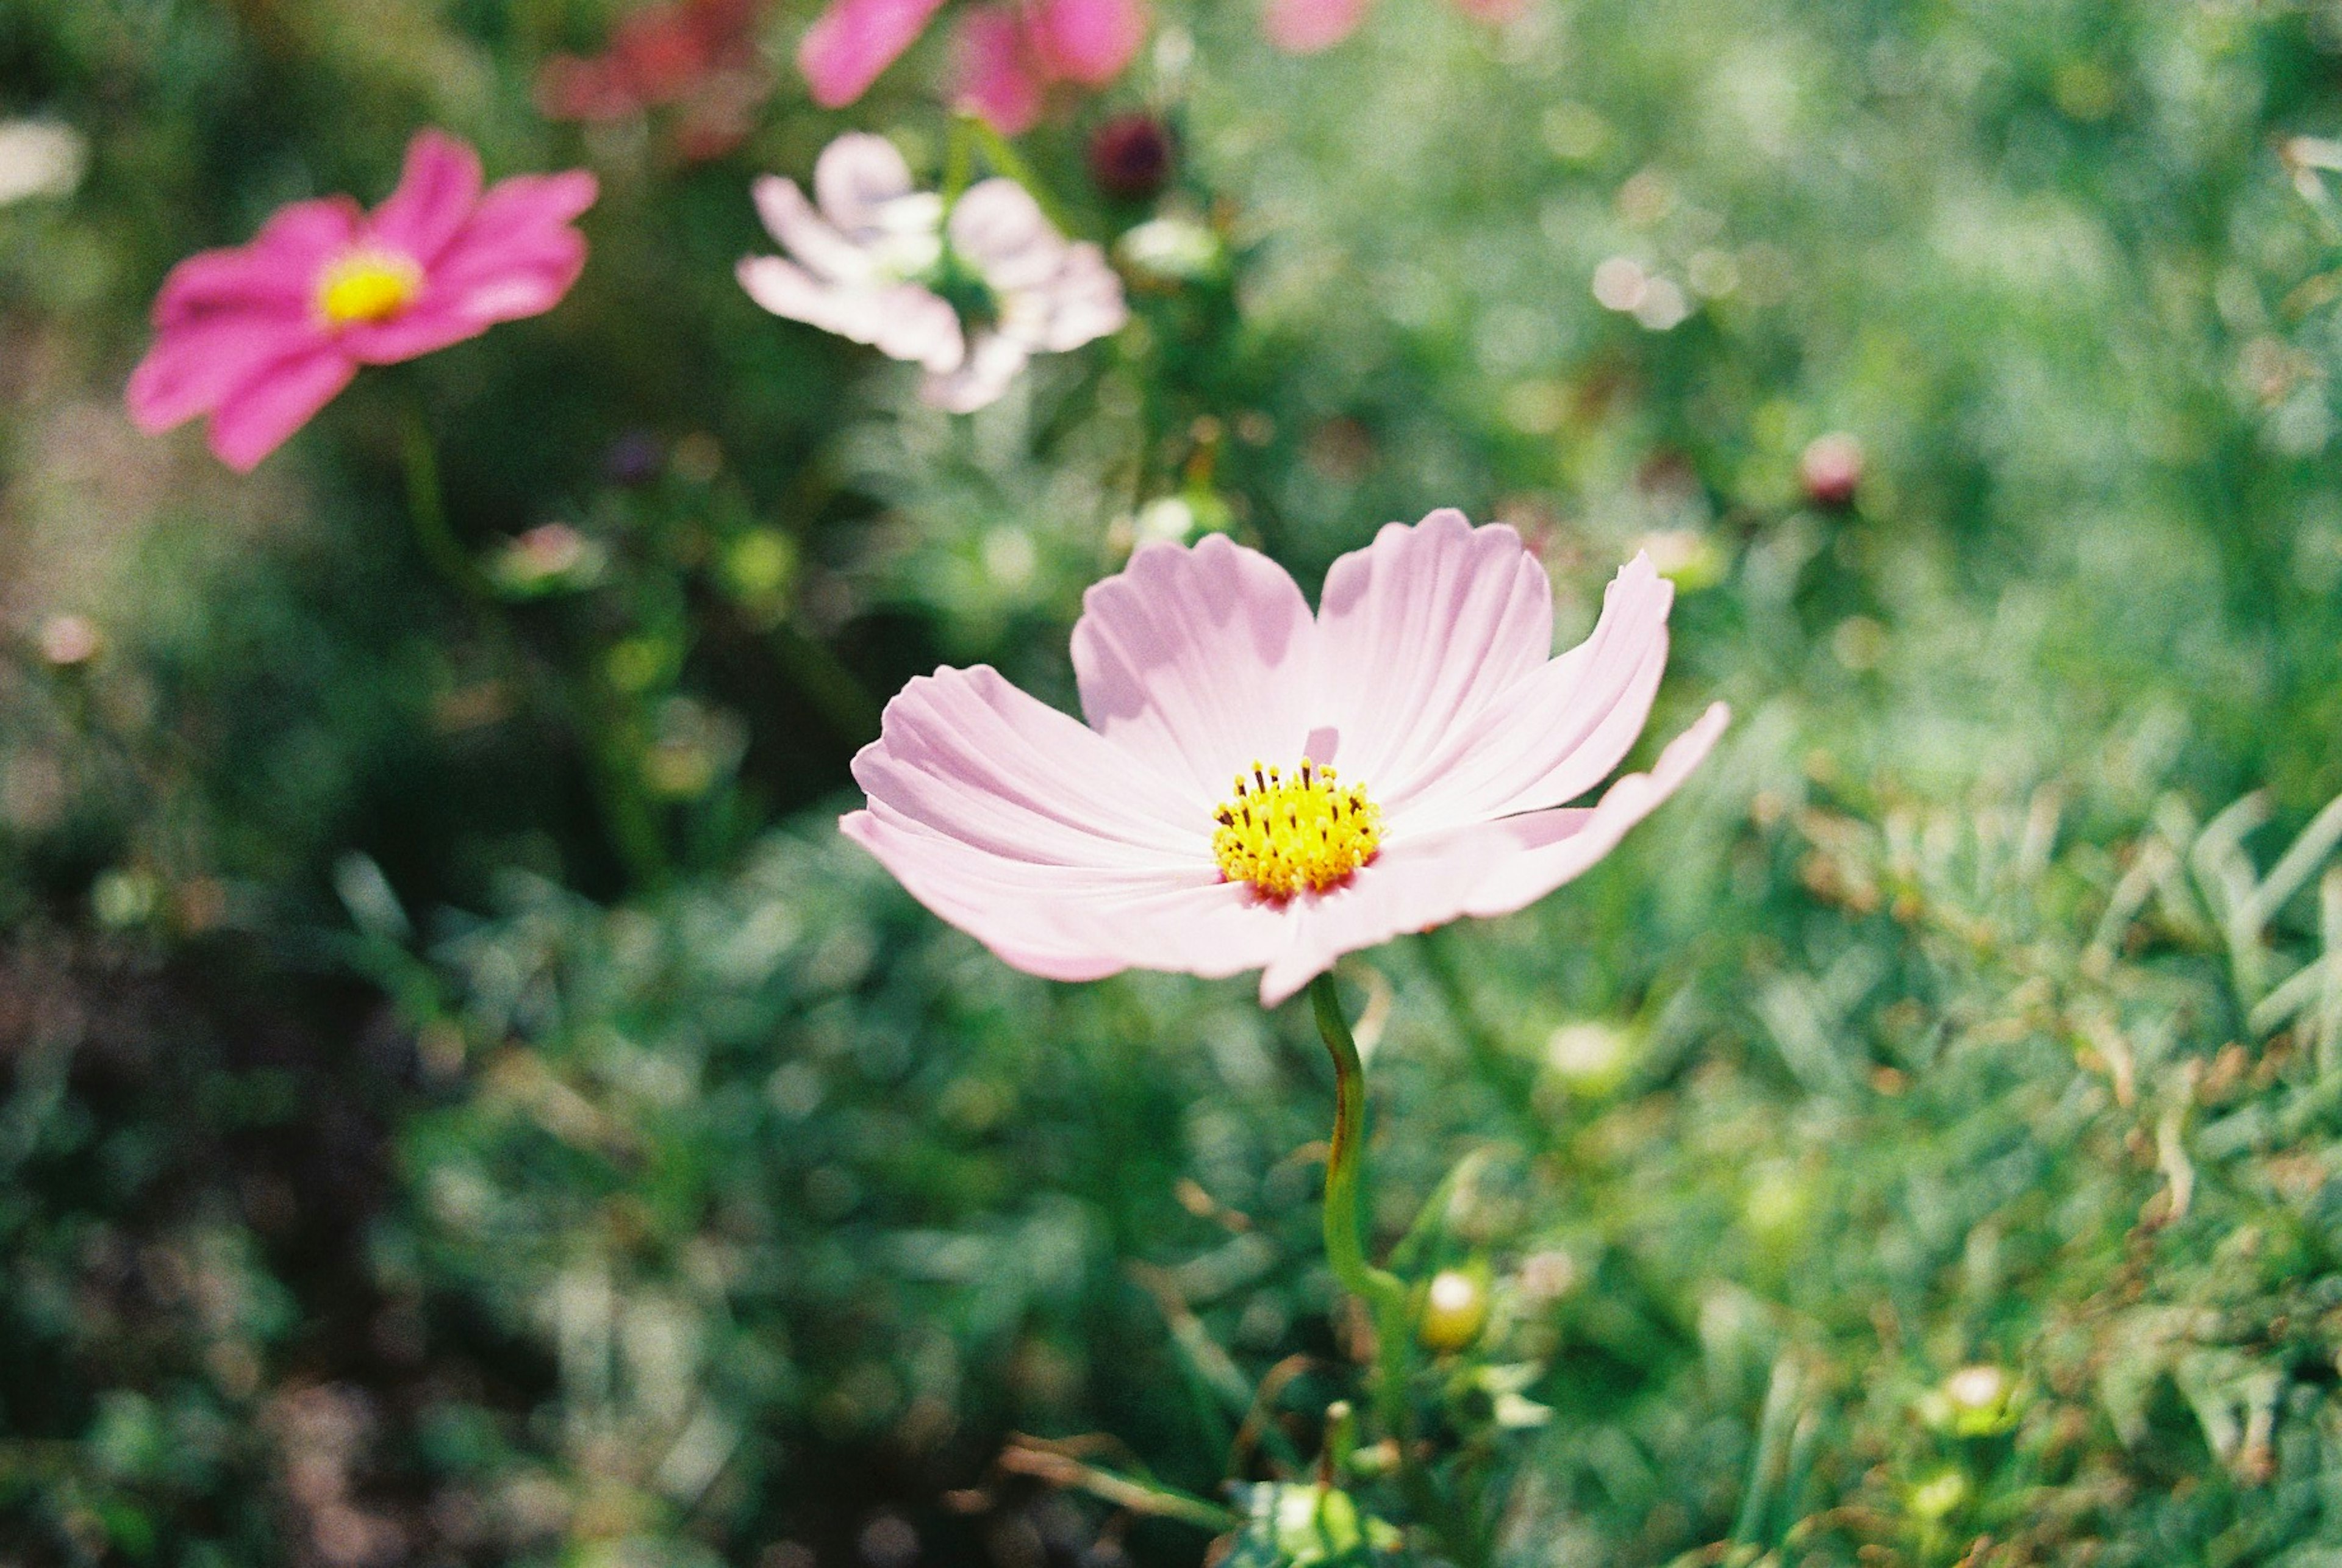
[10, 0, 2342, 1563]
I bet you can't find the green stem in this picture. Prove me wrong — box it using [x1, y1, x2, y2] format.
[942, 114, 976, 204]
[397, 404, 492, 601]
[1308, 972, 1413, 1449]
[965, 115, 1077, 234]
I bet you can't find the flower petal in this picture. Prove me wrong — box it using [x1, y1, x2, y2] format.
[1382, 551, 1673, 832]
[812, 131, 917, 234]
[149, 198, 360, 329]
[1309, 509, 1555, 800]
[1070, 534, 1319, 800]
[949, 177, 1065, 293]
[365, 129, 484, 265]
[741, 255, 966, 370]
[843, 807, 1290, 983]
[920, 328, 1029, 410]
[1255, 701, 1728, 1005]
[853, 662, 1206, 865]
[1262, 0, 1370, 51]
[798, 0, 950, 106]
[203, 343, 358, 471]
[1003, 240, 1127, 352]
[952, 5, 1047, 135]
[1030, 0, 1148, 84]
[345, 170, 595, 362]
[751, 174, 879, 285]
[126, 313, 325, 434]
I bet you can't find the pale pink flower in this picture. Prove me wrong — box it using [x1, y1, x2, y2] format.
[842, 510, 1728, 1005]
[952, 0, 1149, 134]
[126, 131, 596, 472]
[737, 134, 1125, 412]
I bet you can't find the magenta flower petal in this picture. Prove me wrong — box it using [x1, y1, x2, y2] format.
[365, 129, 484, 265]
[127, 132, 593, 469]
[126, 314, 326, 435]
[1313, 508, 1555, 798]
[1070, 534, 1319, 799]
[1255, 701, 1729, 1005]
[205, 343, 358, 472]
[151, 199, 360, 330]
[1263, 0, 1370, 52]
[952, 5, 1047, 134]
[798, 0, 950, 107]
[1030, 0, 1148, 84]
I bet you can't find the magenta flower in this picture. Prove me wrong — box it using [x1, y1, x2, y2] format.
[800, 0, 1142, 121]
[126, 131, 597, 472]
[952, 0, 1149, 134]
[842, 510, 1728, 1006]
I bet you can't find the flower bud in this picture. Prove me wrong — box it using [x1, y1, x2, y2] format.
[1799, 432, 1864, 509]
[1089, 112, 1175, 202]
[1417, 1267, 1489, 1354]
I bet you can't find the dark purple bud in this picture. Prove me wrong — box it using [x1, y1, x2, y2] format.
[1088, 113, 1175, 202]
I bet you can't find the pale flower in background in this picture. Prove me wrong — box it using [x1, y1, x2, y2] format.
[0, 120, 87, 206]
[842, 509, 1726, 1004]
[739, 134, 1126, 412]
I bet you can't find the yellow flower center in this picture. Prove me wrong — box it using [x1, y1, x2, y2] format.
[317, 249, 423, 326]
[1212, 757, 1382, 900]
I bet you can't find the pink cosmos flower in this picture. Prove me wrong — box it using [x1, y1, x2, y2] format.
[842, 510, 1728, 1006]
[951, 0, 1149, 134]
[126, 131, 597, 472]
[800, 0, 1142, 120]
[738, 134, 1126, 412]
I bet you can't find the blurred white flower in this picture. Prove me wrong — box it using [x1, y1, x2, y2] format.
[737, 132, 1126, 413]
[0, 120, 86, 206]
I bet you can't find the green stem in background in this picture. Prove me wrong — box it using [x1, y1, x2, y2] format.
[769, 620, 883, 748]
[942, 114, 976, 204]
[1307, 972, 1414, 1455]
[965, 115, 1077, 234]
[396, 404, 493, 601]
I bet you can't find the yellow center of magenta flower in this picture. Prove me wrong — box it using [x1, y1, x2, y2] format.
[1212, 757, 1382, 899]
[317, 250, 423, 325]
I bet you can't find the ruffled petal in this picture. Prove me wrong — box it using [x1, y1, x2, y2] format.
[1381, 551, 1673, 832]
[1309, 509, 1555, 801]
[1255, 702, 1728, 1005]
[202, 343, 358, 471]
[853, 662, 1206, 865]
[798, 0, 950, 106]
[343, 171, 595, 362]
[365, 129, 483, 265]
[1070, 534, 1319, 800]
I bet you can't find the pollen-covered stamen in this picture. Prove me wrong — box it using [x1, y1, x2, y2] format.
[1211, 756, 1383, 899]
[317, 249, 424, 326]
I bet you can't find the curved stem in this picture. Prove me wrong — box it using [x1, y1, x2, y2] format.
[397, 403, 492, 601]
[1308, 972, 1413, 1448]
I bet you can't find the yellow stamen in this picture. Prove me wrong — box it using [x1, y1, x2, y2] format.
[317, 249, 423, 326]
[1211, 756, 1382, 900]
